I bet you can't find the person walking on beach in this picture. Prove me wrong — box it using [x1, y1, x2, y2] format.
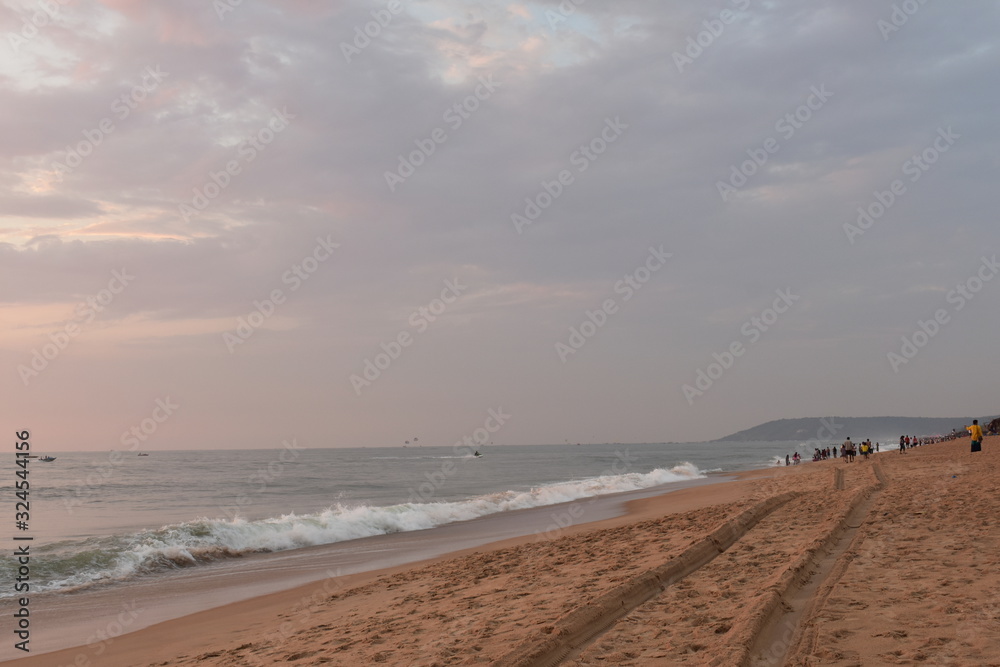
[899, 435, 906, 454]
[967, 420, 983, 453]
[786, 454, 790, 466]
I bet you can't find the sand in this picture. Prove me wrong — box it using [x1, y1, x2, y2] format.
[8, 436, 998, 666]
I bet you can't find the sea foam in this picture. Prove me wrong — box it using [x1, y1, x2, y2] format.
[4, 463, 703, 595]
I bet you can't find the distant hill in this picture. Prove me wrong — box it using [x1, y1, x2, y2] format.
[713, 416, 996, 443]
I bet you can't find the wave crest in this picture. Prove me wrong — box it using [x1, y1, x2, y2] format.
[1, 463, 704, 595]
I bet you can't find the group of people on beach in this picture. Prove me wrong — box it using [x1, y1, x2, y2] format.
[809, 446, 838, 462]
[783, 422, 988, 466]
[837, 437, 877, 462]
[897, 434, 939, 452]
[785, 438, 881, 466]
[899, 422, 985, 453]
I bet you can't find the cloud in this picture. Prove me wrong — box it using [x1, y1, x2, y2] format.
[2, 0, 998, 448]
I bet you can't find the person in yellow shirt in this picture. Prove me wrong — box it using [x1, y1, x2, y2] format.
[967, 419, 983, 453]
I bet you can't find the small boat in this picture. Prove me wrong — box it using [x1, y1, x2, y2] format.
[137, 453, 149, 457]
[38, 456, 56, 462]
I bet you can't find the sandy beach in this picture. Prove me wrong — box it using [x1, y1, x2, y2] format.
[9, 436, 998, 666]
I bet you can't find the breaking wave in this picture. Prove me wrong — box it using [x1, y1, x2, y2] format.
[1, 463, 704, 595]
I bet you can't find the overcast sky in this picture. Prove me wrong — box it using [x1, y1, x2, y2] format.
[1, 0, 997, 451]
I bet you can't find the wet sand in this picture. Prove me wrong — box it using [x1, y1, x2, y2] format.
[7, 437, 997, 666]
[1, 477, 728, 662]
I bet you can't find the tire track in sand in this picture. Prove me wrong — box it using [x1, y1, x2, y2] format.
[493, 491, 801, 667]
[745, 461, 887, 666]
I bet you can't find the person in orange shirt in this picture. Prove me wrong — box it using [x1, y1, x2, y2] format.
[967, 420, 983, 453]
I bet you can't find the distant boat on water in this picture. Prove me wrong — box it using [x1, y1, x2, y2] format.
[38, 456, 56, 462]
[137, 453, 149, 457]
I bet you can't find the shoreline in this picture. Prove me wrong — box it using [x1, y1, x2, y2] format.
[2, 466, 751, 664]
[11, 438, 1000, 667]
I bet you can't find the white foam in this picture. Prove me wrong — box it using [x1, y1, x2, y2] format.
[22, 463, 705, 594]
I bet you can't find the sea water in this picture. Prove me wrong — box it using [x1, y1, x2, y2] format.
[4, 441, 800, 598]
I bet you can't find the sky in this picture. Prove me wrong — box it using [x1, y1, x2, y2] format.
[1, 0, 997, 451]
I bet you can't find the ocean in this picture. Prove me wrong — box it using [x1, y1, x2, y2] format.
[5, 440, 799, 601]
